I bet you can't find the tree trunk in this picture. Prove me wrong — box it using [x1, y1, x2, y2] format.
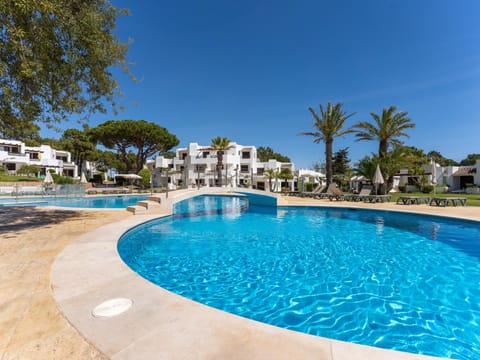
[325, 139, 333, 186]
[379, 140, 387, 159]
[217, 151, 223, 186]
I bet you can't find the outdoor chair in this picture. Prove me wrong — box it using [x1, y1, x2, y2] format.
[301, 184, 326, 198]
[316, 183, 338, 199]
[347, 185, 373, 202]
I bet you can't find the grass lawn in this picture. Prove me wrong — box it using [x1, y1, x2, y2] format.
[390, 192, 480, 207]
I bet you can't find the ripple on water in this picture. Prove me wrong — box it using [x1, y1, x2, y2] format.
[118, 196, 480, 360]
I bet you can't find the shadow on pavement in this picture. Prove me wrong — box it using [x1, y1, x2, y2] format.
[0, 207, 90, 234]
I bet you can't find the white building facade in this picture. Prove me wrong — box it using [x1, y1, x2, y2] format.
[395, 159, 480, 193]
[149, 142, 295, 191]
[0, 139, 78, 178]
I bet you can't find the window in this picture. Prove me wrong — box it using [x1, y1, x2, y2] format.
[240, 165, 249, 173]
[257, 168, 264, 175]
[181, 153, 187, 160]
[202, 151, 209, 158]
[6, 163, 15, 171]
[29, 153, 39, 160]
[242, 151, 250, 159]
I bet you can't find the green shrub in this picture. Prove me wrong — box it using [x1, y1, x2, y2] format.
[421, 185, 434, 193]
[52, 174, 74, 184]
[138, 169, 151, 189]
[17, 165, 40, 176]
[398, 185, 406, 193]
[304, 182, 314, 192]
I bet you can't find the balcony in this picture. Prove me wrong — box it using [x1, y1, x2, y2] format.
[1, 153, 28, 163]
[191, 156, 217, 165]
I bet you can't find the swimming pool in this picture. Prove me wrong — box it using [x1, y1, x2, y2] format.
[118, 195, 480, 359]
[0, 195, 147, 208]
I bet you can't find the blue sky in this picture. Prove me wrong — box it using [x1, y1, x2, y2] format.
[47, 0, 480, 169]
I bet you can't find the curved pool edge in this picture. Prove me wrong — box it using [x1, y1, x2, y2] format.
[51, 208, 448, 360]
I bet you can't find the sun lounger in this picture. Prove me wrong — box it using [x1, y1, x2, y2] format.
[324, 184, 345, 201]
[348, 186, 373, 202]
[430, 197, 467, 207]
[364, 194, 392, 203]
[396, 196, 430, 205]
[302, 184, 326, 198]
[285, 183, 325, 198]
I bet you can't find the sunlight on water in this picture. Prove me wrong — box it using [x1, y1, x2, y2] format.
[119, 195, 480, 359]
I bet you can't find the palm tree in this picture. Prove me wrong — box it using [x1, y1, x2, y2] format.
[264, 168, 277, 192]
[299, 102, 356, 186]
[354, 147, 406, 194]
[278, 168, 293, 192]
[352, 105, 415, 159]
[210, 136, 233, 187]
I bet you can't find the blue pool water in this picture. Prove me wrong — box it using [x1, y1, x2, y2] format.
[118, 195, 480, 359]
[0, 195, 147, 208]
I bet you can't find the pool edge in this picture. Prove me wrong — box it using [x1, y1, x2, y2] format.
[50, 196, 460, 360]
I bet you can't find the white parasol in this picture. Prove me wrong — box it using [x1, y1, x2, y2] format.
[116, 174, 142, 192]
[44, 171, 54, 184]
[373, 164, 384, 195]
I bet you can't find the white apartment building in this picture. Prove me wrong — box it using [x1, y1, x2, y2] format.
[0, 139, 78, 177]
[393, 159, 480, 193]
[149, 142, 295, 191]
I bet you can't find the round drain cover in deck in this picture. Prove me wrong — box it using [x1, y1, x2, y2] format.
[92, 298, 133, 318]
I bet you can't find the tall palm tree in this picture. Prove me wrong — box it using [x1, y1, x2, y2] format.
[264, 168, 277, 192]
[210, 136, 233, 187]
[299, 102, 356, 186]
[352, 105, 415, 159]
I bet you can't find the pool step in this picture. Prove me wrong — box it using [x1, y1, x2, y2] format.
[126, 205, 147, 214]
[137, 200, 162, 210]
[146, 195, 162, 203]
[127, 199, 164, 215]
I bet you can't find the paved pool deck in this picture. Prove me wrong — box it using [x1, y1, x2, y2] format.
[2, 192, 479, 359]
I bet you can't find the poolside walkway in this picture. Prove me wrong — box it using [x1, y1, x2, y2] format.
[1, 195, 479, 359]
[279, 195, 480, 221]
[0, 207, 131, 359]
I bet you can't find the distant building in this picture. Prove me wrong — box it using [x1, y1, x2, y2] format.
[147, 142, 295, 191]
[396, 159, 480, 193]
[0, 138, 78, 178]
[440, 160, 479, 192]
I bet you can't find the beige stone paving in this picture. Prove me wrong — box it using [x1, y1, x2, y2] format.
[0, 207, 131, 360]
[280, 195, 480, 221]
[1, 195, 479, 360]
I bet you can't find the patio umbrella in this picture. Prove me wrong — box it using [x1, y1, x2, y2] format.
[431, 158, 437, 197]
[44, 171, 54, 184]
[116, 174, 142, 191]
[80, 172, 88, 184]
[373, 164, 384, 195]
